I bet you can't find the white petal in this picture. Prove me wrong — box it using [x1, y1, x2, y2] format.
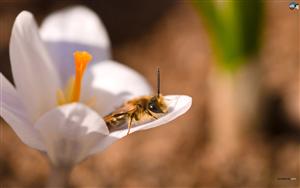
[0, 74, 45, 151]
[110, 95, 192, 138]
[89, 95, 192, 154]
[82, 60, 152, 116]
[40, 5, 110, 51]
[34, 103, 109, 166]
[40, 6, 110, 83]
[9, 11, 61, 121]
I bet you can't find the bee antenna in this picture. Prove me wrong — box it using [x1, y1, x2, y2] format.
[157, 67, 160, 97]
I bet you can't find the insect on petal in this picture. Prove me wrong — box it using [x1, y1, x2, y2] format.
[102, 95, 192, 139]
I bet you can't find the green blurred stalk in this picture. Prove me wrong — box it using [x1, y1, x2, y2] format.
[193, 1, 265, 169]
[194, 0, 263, 72]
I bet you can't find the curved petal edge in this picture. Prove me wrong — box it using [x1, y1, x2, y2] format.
[94, 95, 192, 145]
[1, 74, 45, 151]
[82, 60, 152, 116]
[34, 103, 109, 166]
[9, 11, 61, 121]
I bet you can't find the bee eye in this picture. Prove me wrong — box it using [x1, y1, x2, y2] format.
[148, 100, 163, 113]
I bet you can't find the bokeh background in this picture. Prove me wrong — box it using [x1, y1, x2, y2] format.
[0, 0, 299, 187]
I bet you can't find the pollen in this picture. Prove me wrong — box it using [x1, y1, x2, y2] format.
[56, 51, 92, 105]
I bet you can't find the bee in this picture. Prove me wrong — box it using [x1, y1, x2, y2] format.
[104, 68, 168, 135]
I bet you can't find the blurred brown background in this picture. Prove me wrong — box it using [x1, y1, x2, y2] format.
[0, 0, 299, 187]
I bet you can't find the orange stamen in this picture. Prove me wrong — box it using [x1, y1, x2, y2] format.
[71, 51, 92, 102]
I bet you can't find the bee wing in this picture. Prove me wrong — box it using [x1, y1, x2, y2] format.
[112, 103, 137, 116]
[105, 103, 137, 119]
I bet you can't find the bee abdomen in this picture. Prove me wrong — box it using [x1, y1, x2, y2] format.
[104, 114, 127, 131]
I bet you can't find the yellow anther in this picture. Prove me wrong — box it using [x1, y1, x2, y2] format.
[65, 76, 75, 102]
[56, 51, 92, 106]
[71, 51, 92, 102]
[56, 89, 66, 105]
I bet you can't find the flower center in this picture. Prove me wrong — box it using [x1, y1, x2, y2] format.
[57, 51, 92, 105]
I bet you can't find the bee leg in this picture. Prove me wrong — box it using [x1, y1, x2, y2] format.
[146, 110, 158, 119]
[127, 114, 134, 135]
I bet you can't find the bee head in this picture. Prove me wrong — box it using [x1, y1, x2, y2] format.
[148, 95, 168, 114]
[148, 67, 168, 114]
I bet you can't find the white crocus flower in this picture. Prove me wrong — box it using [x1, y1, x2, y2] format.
[1, 6, 192, 169]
